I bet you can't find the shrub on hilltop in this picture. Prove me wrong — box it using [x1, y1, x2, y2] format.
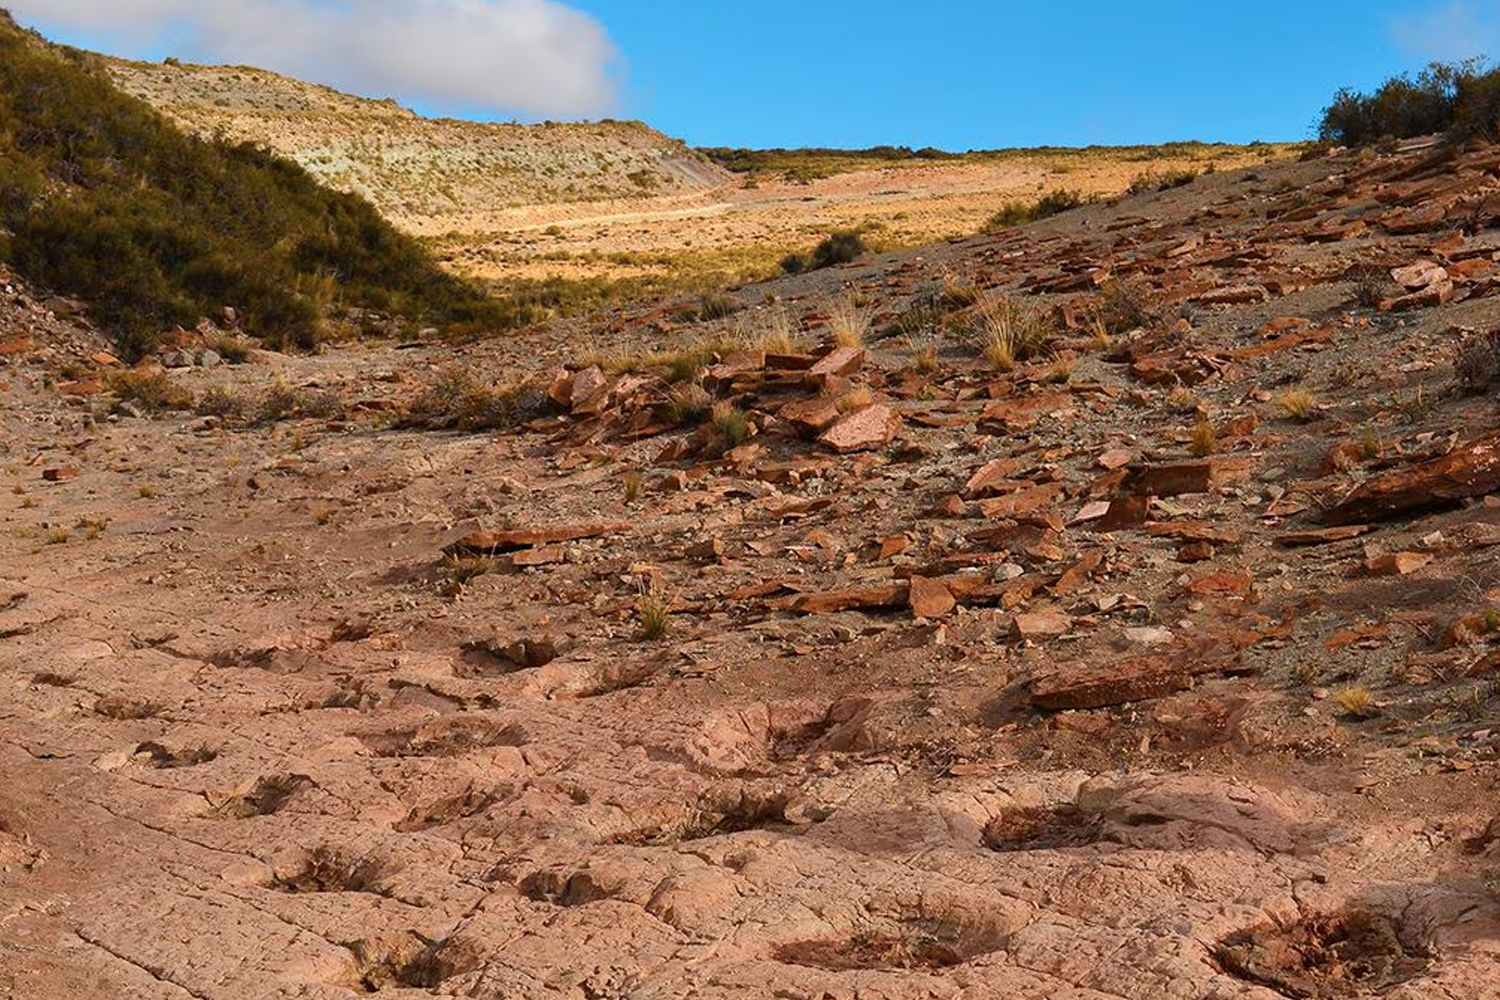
[1318, 59, 1500, 147]
[0, 11, 501, 359]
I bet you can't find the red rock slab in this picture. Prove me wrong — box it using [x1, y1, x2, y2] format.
[1450, 257, 1495, 281]
[763, 352, 816, 371]
[1010, 609, 1071, 643]
[977, 391, 1074, 431]
[1187, 570, 1254, 598]
[1381, 202, 1450, 234]
[1391, 260, 1447, 288]
[1126, 457, 1253, 496]
[1230, 325, 1337, 360]
[908, 577, 956, 619]
[1325, 431, 1500, 526]
[41, 466, 78, 482]
[0, 337, 33, 356]
[1095, 495, 1152, 531]
[1380, 279, 1456, 311]
[1031, 655, 1192, 710]
[1274, 524, 1372, 547]
[1305, 219, 1367, 242]
[510, 545, 568, 568]
[963, 457, 1023, 499]
[1129, 350, 1222, 386]
[790, 582, 909, 614]
[809, 346, 866, 379]
[443, 522, 631, 556]
[1364, 551, 1433, 576]
[778, 397, 841, 436]
[1195, 284, 1269, 305]
[1053, 549, 1105, 596]
[1146, 521, 1243, 545]
[978, 483, 1067, 519]
[818, 404, 900, 453]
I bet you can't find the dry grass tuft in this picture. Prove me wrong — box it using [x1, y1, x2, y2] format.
[829, 295, 869, 348]
[1332, 684, 1377, 719]
[1190, 417, 1216, 456]
[710, 401, 750, 446]
[635, 594, 672, 641]
[836, 386, 874, 413]
[977, 294, 1051, 372]
[1277, 387, 1316, 421]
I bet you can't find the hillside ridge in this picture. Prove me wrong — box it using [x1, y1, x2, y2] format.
[105, 57, 734, 235]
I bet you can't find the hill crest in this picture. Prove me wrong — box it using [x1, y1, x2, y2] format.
[105, 57, 732, 235]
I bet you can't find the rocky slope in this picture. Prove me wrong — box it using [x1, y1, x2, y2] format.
[105, 58, 732, 236]
[4, 139, 1500, 998]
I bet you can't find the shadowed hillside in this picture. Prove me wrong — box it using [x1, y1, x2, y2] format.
[0, 9, 501, 359]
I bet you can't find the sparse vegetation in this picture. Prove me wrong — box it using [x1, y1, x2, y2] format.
[635, 594, 672, 640]
[1332, 684, 1377, 719]
[1190, 417, 1216, 456]
[811, 230, 867, 270]
[836, 386, 873, 413]
[1455, 328, 1500, 393]
[442, 553, 492, 590]
[829, 295, 869, 347]
[668, 383, 712, 424]
[106, 371, 195, 413]
[1128, 168, 1197, 194]
[1277, 387, 1316, 421]
[757, 308, 801, 355]
[977, 294, 1051, 371]
[401, 368, 544, 432]
[984, 189, 1088, 231]
[906, 334, 939, 373]
[1351, 267, 1389, 308]
[622, 470, 643, 503]
[1095, 280, 1159, 336]
[710, 401, 750, 446]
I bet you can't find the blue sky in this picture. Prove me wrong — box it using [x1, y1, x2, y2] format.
[11, 0, 1500, 149]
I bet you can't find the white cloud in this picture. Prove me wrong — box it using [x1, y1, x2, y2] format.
[8, 0, 621, 118]
[1391, 1, 1500, 63]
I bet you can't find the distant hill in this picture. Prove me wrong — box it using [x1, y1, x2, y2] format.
[0, 10, 501, 358]
[106, 59, 732, 236]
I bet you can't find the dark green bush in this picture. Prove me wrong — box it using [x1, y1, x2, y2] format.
[1318, 59, 1500, 146]
[0, 12, 503, 359]
[983, 189, 1088, 232]
[809, 230, 866, 269]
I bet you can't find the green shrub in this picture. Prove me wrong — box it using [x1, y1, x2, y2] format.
[1318, 59, 1500, 146]
[809, 230, 866, 269]
[983, 189, 1087, 231]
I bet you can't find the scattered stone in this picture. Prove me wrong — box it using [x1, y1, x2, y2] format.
[1276, 525, 1373, 546]
[1031, 655, 1192, 710]
[818, 404, 899, 453]
[1325, 431, 1500, 525]
[1127, 458, 1253, 496]
[809, 346, 866, 379]
[42, 466, 78, 482]
[1010, 609, 1071, 643]
[791, 583, 909, 614]
[1364, 551, 1433, 577]
[908, 577, 956, 619]
[444, 522, 631, 556]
